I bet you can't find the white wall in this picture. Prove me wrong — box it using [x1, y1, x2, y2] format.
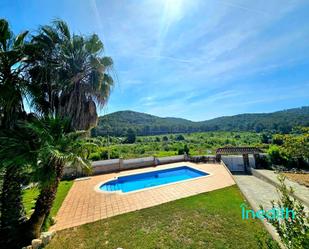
[63, 155, 186, 177]
[221, 155, 255, 172]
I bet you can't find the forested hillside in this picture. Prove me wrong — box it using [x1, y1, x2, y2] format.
[92, 106, 309, 136]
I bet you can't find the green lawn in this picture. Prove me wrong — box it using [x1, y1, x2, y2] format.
[46, 186, 279, 249]
[22, 180, 73, 229]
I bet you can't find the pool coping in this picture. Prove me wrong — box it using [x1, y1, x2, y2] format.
[94, 164, 213, 195]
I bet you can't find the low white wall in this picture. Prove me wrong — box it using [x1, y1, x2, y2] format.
[157, 155, 185, 164]
[93, 159, 120, 174]
[221, 155, 256, 172]
[122, 157, 155, 170]
[63, 155, 186, 177]
[62, 154, 257, 177]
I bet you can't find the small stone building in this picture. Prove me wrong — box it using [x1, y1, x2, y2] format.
[216, 147, 263, 172]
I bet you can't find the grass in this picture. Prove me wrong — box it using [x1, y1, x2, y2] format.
[22, 180, 73, 229]
[46, 186, 279, 249]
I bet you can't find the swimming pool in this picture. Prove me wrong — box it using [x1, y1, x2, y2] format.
[99, 166, 209, 193]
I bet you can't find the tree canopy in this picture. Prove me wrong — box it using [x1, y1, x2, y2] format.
[93, 107, 309, 136]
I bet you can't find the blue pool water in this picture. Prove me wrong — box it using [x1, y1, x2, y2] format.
[99, 166, 208, 193]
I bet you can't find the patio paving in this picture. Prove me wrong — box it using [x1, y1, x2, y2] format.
[50, 162, 235, 231]
[252, 169, 309, 207]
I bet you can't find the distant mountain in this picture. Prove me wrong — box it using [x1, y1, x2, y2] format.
[92, 106, 309, 136]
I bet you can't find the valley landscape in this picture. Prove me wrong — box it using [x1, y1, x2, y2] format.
[89, 107, 309, 164]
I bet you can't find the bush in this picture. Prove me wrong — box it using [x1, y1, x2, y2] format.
[163, 145, 170, 151]
[261, 133, 271, 144]
[282, 134, 309, 169]
[267, 145, 287, 166]
[257, 154, 271, 169]
[138, 147, 145, 154]
[178, 144, 190, 155]
[100, 150, 109, 160]
[234, 134, 241, 139]
[272, 134, 284, 145]
[89, 152, 101, 161]
[260, 175, 309, 249]
[126, 128, 136, 143]
[110, 149, 120, 159]
[268, 132, 309, 169]
[175, 134, 185, 141]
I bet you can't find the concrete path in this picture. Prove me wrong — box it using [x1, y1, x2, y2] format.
[233, 174, 280, 210]
[229, 170, 308, 248]
[252, 169, 309, 207]
[233, 174, 283, 245]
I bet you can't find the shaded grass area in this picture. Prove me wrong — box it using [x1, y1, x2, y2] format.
[22, 180, 73, 229]
[47, 186, 279, 249]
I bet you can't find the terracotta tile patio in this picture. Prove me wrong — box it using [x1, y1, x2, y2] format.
[50, 162, 235, 231]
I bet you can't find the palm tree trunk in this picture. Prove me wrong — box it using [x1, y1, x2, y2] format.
[0, 111, 28, 248]
[22, 162, 64, 244]
[58, 87, 98, 131]
[0, 166, 26, 248]
[25, 182, 59, 238]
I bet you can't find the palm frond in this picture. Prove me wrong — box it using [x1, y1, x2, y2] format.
[24, 19, 114, 130]
[100, 56, 113, 68]
[14, 31, 29, 48]
[0, 19, 11, 50]
[54, 19, 71, 40]
[85, 34, 103, 54]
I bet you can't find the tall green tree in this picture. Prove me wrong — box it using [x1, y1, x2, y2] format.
[22, 20, 112, 244]
[28, 20, 114, 130]
[0, 19, 29, 241]
[0, 117, 94, 247]
[126, 128, 136, 143]
[0, 19, 113, 248]
[0, 19, 29, 128]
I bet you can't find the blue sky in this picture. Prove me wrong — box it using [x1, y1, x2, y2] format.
[1, 0, 309, 121]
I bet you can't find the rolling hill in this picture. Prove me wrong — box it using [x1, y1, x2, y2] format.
[92, 106, 309, 136]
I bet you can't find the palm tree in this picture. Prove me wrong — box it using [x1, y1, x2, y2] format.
[0, 19, 29, 128]
[0, 116, 94, 247]
[20, 20, 112, 245]
[24, 117, 93, 242]
[28, 20, 114, 130]
[0, 19, 29, 240]
[0, 19, 113, 247]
